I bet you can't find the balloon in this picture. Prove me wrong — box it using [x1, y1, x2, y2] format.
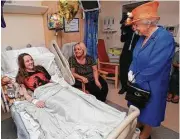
[58, 0, 79, 23]
[48, 13, 64, 30]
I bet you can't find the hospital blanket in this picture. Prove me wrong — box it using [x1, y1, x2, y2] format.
[14, 83, 126, 139]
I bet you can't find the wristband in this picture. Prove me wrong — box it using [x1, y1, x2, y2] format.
[32, 99, 38, 105]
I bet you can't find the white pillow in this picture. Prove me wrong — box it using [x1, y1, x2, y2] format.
[18, 47, 41, 57]
[1, 53, 19, 73]
[35, 47, 52, 54]
[33, 53, 56, 75]
[1, 47, 52, 72]
[1, 47, 58, 78]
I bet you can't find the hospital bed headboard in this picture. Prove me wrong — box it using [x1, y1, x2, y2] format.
[4, 44, 32, 51]
[1, 42, 72, 81]
[49, 40, 75, 85]
[2, 43, 47, 52]
[2, 42, 75, 86]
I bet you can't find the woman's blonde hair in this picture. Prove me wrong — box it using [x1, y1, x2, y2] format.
[74, 42, 87, 57]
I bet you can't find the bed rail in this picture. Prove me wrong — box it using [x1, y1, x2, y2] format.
[49, 40, 75, 85]
[107, 105, 140, 139]
[1, 86, 10, 113]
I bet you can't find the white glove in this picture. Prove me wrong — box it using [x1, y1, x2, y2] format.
[128, 70, 135, 83]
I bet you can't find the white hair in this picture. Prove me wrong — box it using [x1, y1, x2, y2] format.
[140, 18, 159, 26]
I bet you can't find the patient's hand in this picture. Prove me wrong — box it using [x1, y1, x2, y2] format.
[36, 100, 45, 108]
[1, 76, 11, 86]
[81, 77, 88, 83]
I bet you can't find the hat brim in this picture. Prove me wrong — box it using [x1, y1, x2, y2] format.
[127, 16, 160, 25]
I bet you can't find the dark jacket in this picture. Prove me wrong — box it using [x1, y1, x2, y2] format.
[120, 25, 139, 66]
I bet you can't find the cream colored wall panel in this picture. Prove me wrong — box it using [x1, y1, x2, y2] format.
[1, 14, 45, 51]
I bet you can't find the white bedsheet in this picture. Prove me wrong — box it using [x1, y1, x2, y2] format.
[19, 111, 42, 139]
[14, 83, 126, 139]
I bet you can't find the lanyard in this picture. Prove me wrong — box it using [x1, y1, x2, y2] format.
[128, 32, 135, 51]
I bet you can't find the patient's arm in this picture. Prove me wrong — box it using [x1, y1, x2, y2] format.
[20, 84, 45, 108]
[20, 84, 33, 102]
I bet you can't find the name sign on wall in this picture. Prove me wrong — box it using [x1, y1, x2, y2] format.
[64, 18, 79, 33]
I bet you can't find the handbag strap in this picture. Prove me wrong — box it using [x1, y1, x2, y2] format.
[128, 32, 135, 51]
[130, 71, 151, 92]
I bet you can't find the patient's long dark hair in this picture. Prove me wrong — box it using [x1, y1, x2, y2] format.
[16, 53, 47, 84]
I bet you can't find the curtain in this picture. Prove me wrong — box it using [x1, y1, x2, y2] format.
[84, 10, 99, 60]
[1, 0, 6, 28]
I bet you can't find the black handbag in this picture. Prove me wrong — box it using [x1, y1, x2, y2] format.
[125, 73, 151, 109]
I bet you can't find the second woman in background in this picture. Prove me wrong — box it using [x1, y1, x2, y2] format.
[69, 42, 108, 102]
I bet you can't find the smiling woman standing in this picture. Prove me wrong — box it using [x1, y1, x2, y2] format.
[68, 42, 108, 102]
[125, 1, 175, 139]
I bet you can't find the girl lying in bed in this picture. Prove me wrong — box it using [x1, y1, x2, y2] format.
[15, 53, 51, 108]
[8, 53, 126, 139]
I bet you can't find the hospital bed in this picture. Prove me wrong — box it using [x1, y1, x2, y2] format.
[1, 40, 140, 139]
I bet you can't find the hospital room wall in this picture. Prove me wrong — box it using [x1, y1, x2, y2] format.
[98, 1, 122, 52]
[1, 14, 45, 51]
[1, 1, 84, 51]
[157, 1, 179, 43]
[98, 1, 179, 51]
[42, 1, 84, 48]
